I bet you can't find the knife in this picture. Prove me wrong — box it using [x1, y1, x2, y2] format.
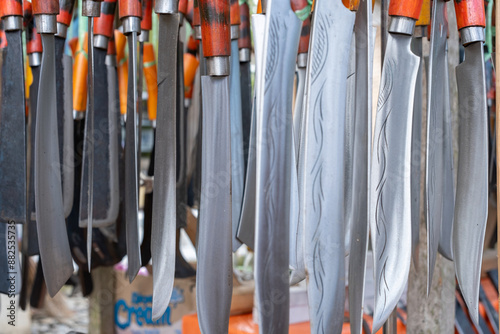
[192, 0, 203, 208]
[0, 0, 27, 225]
[348, 0, 374, 333]
[32, 0, 74, 297]
[370, 0, 423, 330]
[115, 29, 128, 117]
[452, 0, 488, 326]
[254, 0, 303, 330]
[196, 0, 232, 331]
[239, 0, 252, 172]
[298, 0, 355, 331]
[118, 0, 143, 282]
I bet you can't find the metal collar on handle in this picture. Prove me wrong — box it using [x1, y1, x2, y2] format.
[389, 16, 416, 36]
[297, 52, 307, 68]
[94, 34, 109, 49]
[461, 26, 485, 46]
[239, 48, 250, 62]
[55, 22, 68, 38]
[29, 52, 42, 67]
[3, 16, 22, 31]
[35, 15, 57, 34]
[206, 56, 230, 76]
[122, 16, 141, 34]
[231, 25, 239, 40]
[155, 0, 179, 14]
[82, 0, 101, 17]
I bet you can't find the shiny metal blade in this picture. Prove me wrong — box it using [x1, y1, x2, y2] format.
[197, 76, 232, 333]
[426, 0, 448, 292]
[230, 39, 245, 252]
[35, 34, 73, 297]
[151, 13, 179, 321]
[349, 1, 374, 333]
[125, 32, 142, 282]
[293, 66, 306, 158]
[254, 0, 301, 330]
[453, 41, 488, 327]
[0, 30, 26, 224]
[298, 1, 355, 332]
[370, 30, 419, 332]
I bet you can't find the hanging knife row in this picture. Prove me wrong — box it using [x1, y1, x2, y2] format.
[0, 0, 491, 332]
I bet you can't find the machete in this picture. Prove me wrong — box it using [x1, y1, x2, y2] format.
[229, 0, 245, 252]
[254, 0, 302, 330]
[298, 0, 355, 331]
[0, 0, 26, 225]
[348, 0, 374, 332]
[452, 0, 488, 326]
[119, 0, 142, 282]
[370, 0, 423, 330]
[32, 0, 74, 297]
[196, 0, 233, 331]
[239, 0, 252, 171]
[150, 0, 180, 320]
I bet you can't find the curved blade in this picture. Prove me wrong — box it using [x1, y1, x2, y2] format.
[370, 32, 419, 332]
[254, 1, 301, 330]
[349, 1, 374, 333]
[298, 1, 355, 332]
[0, 30, 26, 224]
[230, 39, 245, 252]
[453, 41, 488, 327]
[196, 76, 233, 333]
[35, 34, 73, 297]
[151, 13, 179, 321]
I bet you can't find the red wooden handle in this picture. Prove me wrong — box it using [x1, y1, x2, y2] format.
[230, 0, 240, 25]
[1, 0, 23, 18]
[23, 0, 32, 26]
[186, 0, 194, 25]
[389, 0, 423, 20]
[27, 22, 43, 54]
[179, 0, 188, 16]
[194, 0, 201, 27]
[32, 0, 59, 15]
[199, 0, 230, 57]
[187, 34, 199, 55]
[94, 0, 117, 37]
[141, 0, 152, 30]
[238, 1, 250, 50]
[297, 17, 310, 54]
[57, 0, 76, 26]
[454, 0, 485, 30]
[119, 0, 142, 19]
[107, 38, 116, 55]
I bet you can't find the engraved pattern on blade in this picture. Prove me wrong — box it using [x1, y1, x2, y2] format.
[370, 33, 419, 331]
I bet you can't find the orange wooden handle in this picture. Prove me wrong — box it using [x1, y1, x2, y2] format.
[187, 34, 199, 55]
[199, 0, 231, 57]
[388, 0, 423, 20]
[186, 0, 194, 25]
[1, 0, 23, 18]
[141, 0, 153, 30]
[57, 0, 76, 26]
[257, 0, 262, 14]
[184, 53, 199, 94]
[230, 0, 240, 26]
[143, 43, 157, 121]
[119, 0, 142, 19]
[27, 22, 43, 54]
[454, 0, 485, 30]
[73, 33, 88, 113]
[107, 38, 116, 55]
[193, 0, 200, 27]
[68, 36, 79, 56]
[415, 0, 430, 26]
[94, 0, 117, 37]
[23, 0, 32, 28]
[238, 1, 251, 50]
[179, 0, 188, 16]
[32, 0, 59, 15]
[342, 0, 360, 11]
[0, 29, 6, 49]
[297, 17, 310, 54]
[115, 30, 128, 115]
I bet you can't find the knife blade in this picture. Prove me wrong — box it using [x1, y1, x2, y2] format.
[370, 0, 423, 330]
[452, 0, 488, 326]
[0, 0, 27, 225]
[196, 0, 232, 331]
[32, 0, 74, 297]
[150, 0, 180, 320]
[239, 0, 252, 171]
[298, 0, 355, 331]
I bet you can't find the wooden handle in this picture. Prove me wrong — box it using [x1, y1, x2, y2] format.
[186, 0, 194, 25]
[454, 0, 485, 29]
[23, 0, 32, 26]
[179, 0, 188, 16]
[1, 0, 23, 18]
[257, 0, 261, 14]
[199, 0, 230, 57]
[342, 0, 360, 11]
[193, 0, 200, 27]
[388, 0, 423, 20]
[115, 29, 128, 115]
[73, 33, 89, 113]
[290, 0, 311, 21]
[0, 29, 6, 49]
[143, 42, 157, 121]
[141, 0, 152, 30]
[68, 36, 78, 56]
[119, 0, 142, 19]
[184, 53, 199, 96]
[107, 38, 116, 55]
[94, 0, 117, 37]
[230, 0, 240, 25]
[297, 16, 310, 54]
[32, 0, 59, 15]
[238, 1, 250, 50]
[24, 0, 43, 54]
[57, 0, 76, 26]
[187, 34, 199, 55]
[415, 0, 430, 26]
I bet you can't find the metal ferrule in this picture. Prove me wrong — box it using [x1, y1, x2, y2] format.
[105, 54, 117, 67]
[413, 26, 426, 39]
[151, 120, 157, 128]
[206, 56, 230, 76]
[2, 16, 22, 31]
[74, 110, 85, 120]
[94, 34, 109, 50]
[122, 16, 141, 34]
[297, 52, 307, 68]
[389, 16, 416, 36]
[239, 48, 250, 62]
[461, 26, 485, 46]
[155, 0, 178, 14]
[55, 22, 69, 38]
[29, 52, 42, 67]
[82, 0, 101, 17]
[194, 26, 202, 40]
[184, 98, 191, 109]
[231, 25, 239, 40]
[35, 15, 57, 34]
[139, 30, 150, 42]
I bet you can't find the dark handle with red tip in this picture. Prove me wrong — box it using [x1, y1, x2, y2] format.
[230, 0, 240, 26]
[141, 0, 152, 30]
[454, 0, 485, 30]
[27, 21, 43, 54]
[23, 0, 33, 26]
[297, 17, 310, 54]
[193, 0, 200, 27]
[238, 1, 250, 50]
[179, 0, 188, 16]
[186, 0, 194, 25]
[32, 0, 59, 15]
[95, 0, 117, 37]
[119, 0, 142, 20]
[389, 0, 423, 20]
[57, 0, 76, 26]
[1, 0, 23, 18]
[187, 34, 199, 55]
[199, 0, 230, 57]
